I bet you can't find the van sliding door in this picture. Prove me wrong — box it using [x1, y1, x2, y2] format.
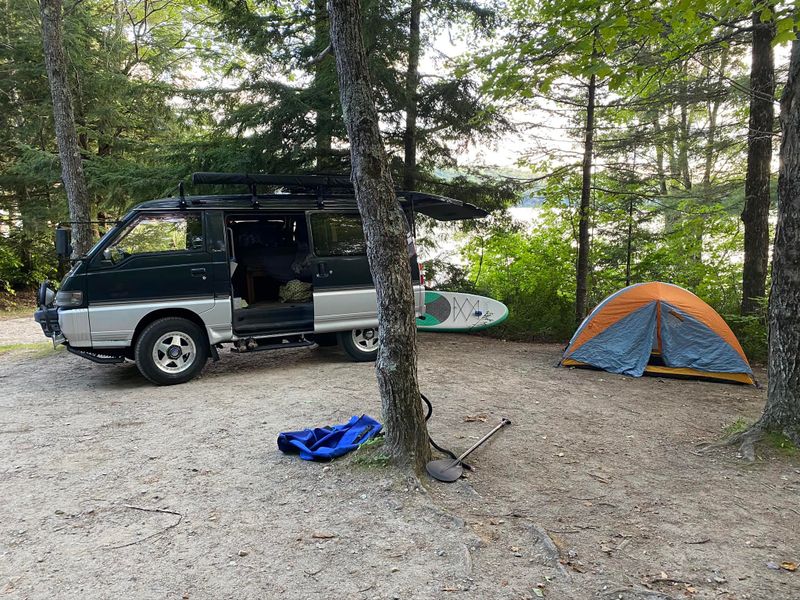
[307, 212, 376, 333]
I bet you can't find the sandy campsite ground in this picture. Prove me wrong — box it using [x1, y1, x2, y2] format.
[0, 318, 798, 600]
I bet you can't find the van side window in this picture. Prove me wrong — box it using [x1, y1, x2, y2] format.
[310, 214, 366, 256]
[106, 214, 202, 262]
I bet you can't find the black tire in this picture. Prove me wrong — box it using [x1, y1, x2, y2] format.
[134, 317, 209, 385]
[337, 328, 379, 362]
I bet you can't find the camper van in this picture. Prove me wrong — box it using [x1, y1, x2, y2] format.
[34, 173, 487, 385]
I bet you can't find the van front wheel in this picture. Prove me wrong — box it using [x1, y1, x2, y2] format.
[135, 317, 208, 385]
[338, 328, 379, 362]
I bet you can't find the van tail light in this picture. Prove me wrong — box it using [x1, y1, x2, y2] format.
[418, 262, 425, 287]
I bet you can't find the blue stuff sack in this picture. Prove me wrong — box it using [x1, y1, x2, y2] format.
[277, 414, 382, 461]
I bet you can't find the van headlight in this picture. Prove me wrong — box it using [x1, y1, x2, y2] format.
[55, 290, 83, 307]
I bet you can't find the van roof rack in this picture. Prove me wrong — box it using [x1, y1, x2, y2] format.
[186, 172, 489, 221]
[191, 172, 353, 189]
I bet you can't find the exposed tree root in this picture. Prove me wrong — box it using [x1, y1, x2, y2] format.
[696, 425, 763, 461]
[699, 419, 800, 462]
[723, 425, 766, 461]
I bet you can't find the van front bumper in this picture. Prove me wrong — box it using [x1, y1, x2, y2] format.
[34, 306, 64, 344]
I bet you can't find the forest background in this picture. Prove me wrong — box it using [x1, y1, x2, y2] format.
[3, 0, 794, 362]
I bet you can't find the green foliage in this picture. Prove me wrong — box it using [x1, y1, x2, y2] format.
[723, 417, 749, 437]
[350, 436, 391, 468]
[0, 228, 59, 292]
[0, 342, 61, 358]
[450, 160, 758, 344]
[764, 431, 798, 456]
[0, 0, 791, 365]
[0, 0, 223, 286]
[725, 306, 769, 363]
[447, 208, 576, 341]
[722, 418, 797, 455]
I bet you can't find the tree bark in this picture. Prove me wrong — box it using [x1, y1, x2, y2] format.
[741, 9, 776, 315]
[625, 195, 633, 287]
[763, 38, 800, 446]
[703, 48, 729, 192]
[40, 0, 92, 258]
[678, 98, 692, 191]
[575, 72, 596, 325]
[653, 114, 668, 195]
[402, 0, 421, 191]
[328, 0, 431, 472]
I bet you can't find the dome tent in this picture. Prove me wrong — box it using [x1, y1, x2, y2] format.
[561, 282, 754, 385]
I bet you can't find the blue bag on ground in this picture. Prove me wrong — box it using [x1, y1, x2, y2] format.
[277, 415, 382, 461]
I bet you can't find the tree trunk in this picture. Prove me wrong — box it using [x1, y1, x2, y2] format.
[625, 195, 633, 287]
[763, 38, 800, 445]
[678, 98, 692, 191]
[328, 0, 431, 472]
[653, 114, 668, 195]
[703, 48, 729, 192]
[741, 9, 776, 315]
[17, 186, 34, 276]
[402, 0, 421, 191]
[662, 107, 683, 232]
[575, 72, 596, 325]
[40, 0, 92, 258]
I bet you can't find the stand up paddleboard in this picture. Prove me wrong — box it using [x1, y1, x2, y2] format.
[416, 291, 509, 332]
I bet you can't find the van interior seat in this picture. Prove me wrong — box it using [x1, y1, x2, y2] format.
[229, 215, 314, 307]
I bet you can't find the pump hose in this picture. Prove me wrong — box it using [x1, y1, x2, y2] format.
[421, 392, 472, 471]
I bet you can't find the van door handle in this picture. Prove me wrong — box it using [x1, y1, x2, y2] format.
[191, 267, 207, 278]
[316, 263, 330, 278]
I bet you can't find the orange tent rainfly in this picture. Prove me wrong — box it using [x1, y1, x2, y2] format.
[561, 282, 754, 385]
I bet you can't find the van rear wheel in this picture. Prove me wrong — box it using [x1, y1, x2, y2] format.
[338, 328, 379, 362]
[135, 317, 208, 385]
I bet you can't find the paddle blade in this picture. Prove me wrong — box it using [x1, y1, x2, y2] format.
[426, 459, 463, 482]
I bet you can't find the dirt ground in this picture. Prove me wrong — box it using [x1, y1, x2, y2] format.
[0, 321, 798, 599]
[0, 317, 45, 346]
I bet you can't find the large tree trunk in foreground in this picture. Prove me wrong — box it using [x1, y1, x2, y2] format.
[328, 0, 431, 472]
[728, 39, 800, 461]
[402, 0, 421, 191]
[40, 0, 92, 258]
[741, 10, 776, 315]
[765, 40, 800, 442]
[575, 72, 596, 325]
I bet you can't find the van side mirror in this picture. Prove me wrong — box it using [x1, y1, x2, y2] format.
[55, 227, 72, 259]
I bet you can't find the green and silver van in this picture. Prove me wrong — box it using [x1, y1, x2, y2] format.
[34, 173, 486, 385]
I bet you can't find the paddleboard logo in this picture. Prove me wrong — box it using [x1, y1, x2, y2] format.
[452, 296, 480, 321]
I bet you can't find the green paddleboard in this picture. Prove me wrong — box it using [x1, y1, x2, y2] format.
[416, 291, 508, 332]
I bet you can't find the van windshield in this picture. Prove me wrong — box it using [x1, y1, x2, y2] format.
[86, 222, 121, 257]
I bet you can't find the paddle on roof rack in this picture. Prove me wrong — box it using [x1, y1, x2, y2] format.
[188, 172, 489, 221]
